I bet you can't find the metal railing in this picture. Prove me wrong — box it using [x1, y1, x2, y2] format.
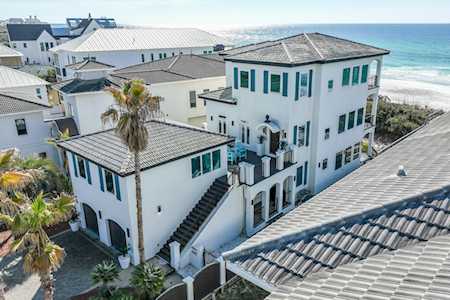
[368, 75, 379, 89]
[365, 115, 375, 129]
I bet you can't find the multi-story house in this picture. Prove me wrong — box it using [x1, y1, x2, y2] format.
[50, 28, 232, 80]
[66, 15, 117, 37]
[6, 23, 57, 65]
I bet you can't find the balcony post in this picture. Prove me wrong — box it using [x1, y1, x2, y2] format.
[238, 162, 247, 184]
[169, 241, 181, 270]
[276, 150, 285, 170]
[262, 157, 271, 177]
[246, 163, 255, 185]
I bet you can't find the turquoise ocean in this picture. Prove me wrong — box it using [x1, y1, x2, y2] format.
[215, 24, 450, 109]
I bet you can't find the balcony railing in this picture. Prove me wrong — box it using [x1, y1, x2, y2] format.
[368, 75, 379, 90]
[365, 115, 375, 130]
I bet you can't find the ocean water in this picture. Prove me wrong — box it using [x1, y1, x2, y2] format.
[215, 24, 450, 109]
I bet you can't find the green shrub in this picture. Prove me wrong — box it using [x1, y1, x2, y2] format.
[130, 263, 164, 300]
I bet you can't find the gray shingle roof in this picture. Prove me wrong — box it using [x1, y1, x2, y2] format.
[6, 24, 54, 41]
[198, 87, 236, 105]
[57, 120, 233, 176]
[268, 234, 450, 300]
[224, 33, 389, 66]
[224, 112, 450, 291]
[111, 54, 225, 85]
[0, 93, 50, 115]
[66, 60, 115, 71]
[53, 78, 116, 94]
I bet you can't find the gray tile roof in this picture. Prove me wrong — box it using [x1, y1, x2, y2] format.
[57, 120, 233, 176]
[224, 112, 450, 290]
[268, 234, 450, 300]
[66, 60, 114, 71]
[0, 93, 50, 115]
[6, 24, 54, 41]
[111, 54, 225, 85]
[53, 117, 79, 137]
[198, 87, 236, 105]
[224, 33, 389, 66]
[53, 78, 117, 94]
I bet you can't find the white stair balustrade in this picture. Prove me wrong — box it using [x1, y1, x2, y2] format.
[262, 157, 271, 178]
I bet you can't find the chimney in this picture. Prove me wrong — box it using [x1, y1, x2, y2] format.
[397, 165, 407, 177]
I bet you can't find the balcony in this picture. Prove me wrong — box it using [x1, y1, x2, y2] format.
[368, 75, 379, 90]
[365, 115, 375, 130]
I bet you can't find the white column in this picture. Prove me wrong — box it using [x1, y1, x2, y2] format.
[263, 190, 270, 222]
[238, 162, 246, 184]
[183, 276, 194, 300]
[276, 150, 285, 170]
[262, 157, 271, 177]
[277, 183, 283, 212]
[289, 145, 297, 163]
[169, 241, 180, 270]
[217, 256, 226, 285]
[246, 163, 255, 185]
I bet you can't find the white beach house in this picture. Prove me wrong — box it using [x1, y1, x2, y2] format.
[0, 44, 23, 68]
[50, 28, 232, 80]
[58, 33, 388, 275]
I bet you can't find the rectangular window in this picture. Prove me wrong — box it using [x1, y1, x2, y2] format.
[295, 72, 300, 100]
[189, 91, 196, 108]
[114, 175, 121, 201]
[328, 80, 334, 91]
[270, 74, 281, 93]
[15, 119, 27, 135]
[250, 69, 256, 91]
[50, 42, 54, 48]
[62, 68, 66, 77]
[40, 42, 44, 51]
[293, 125, 297, 145]
[324, 128, 330, 140]
[342, 68, 350, 86]
[296, 166, 303, 187]
[338, 114, 346, 133]
[300, 73, 308, 97]
[36, 88, 42, 99]
[105, 170, 115, 193]
[361, 65, 369, 83]
[191, 157, 201, 178]
[308, 69, 313, 97]
[348, 111, 355, 130]
[282, 72, 288, 97]
[151, 54, 154, 61]
[71, 153, 78, 177]
[263, 71, 269, 94]
[23, 43, 27, 48]
[141, 54, 145, 62]
[298, 125, 305, 146]
[159, 53, 163, 59]
[322, 158, 328, 170]
[202, 153, 212, 174]
[240, 71, 249, 88]
[352, 66, 360, 85]
[98, 165, 104, 192]
[353, 143, 360, 160]
[345, 147, 352, 164]
[163, 53, 167, 58]
[303, 161, 308, 185]
[305, 121, 310, 147]
[357, 108, 364, 125]
[45, 42, 49, 51]
[335, 152, 343, 170]
[212, 150, 221, 170]
[77, 157, 86, 179]
[233, 67, 239, 89]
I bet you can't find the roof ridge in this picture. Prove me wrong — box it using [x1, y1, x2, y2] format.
[314, 32, 390, 53]
[281, 42, 294, 63]
[166, 55, 181, 70]
[304, 33, 325, 60]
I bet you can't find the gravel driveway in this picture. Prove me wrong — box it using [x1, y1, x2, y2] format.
[0, 231, 113, 300]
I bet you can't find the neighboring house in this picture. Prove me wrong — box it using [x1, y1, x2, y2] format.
[0, 44, 23, 68]
[50, 28, 232, 80]
[111, 54, 226, 127]
[66, 15, 117, 37]
[6, 23, 57, 65]
[220, 111, 450, 300]
[0, 93, 56, 161]
[57, 121, 233, 265]
[0, 65, 50, 105]
[65, 59, 115, 80]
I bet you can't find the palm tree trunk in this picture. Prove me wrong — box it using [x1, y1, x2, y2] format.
[41, 271, 54, 300]
[135, 151, 145, 264]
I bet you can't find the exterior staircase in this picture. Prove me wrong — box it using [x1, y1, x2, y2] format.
[158, 178, 230, 262]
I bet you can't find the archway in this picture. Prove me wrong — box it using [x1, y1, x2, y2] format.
[108, 219, 127, 251]
[82, 203, 99, 236]
[252, 191, 265, 228]
[269, 184, 278, 218]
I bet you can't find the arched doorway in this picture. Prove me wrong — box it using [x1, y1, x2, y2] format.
[252, 191, 265, 228]
[269, 184, 278, 218]
[108, 220, 127, 251]
[82, 203, 99, 236]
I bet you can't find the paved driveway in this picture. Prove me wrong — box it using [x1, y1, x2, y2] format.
[0, 231, 113, 300]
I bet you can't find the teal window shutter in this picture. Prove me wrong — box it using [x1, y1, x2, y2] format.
[296, 166, 303, 187]
[305, 121, 310, 147]
[295, 72, 300, 100]
[263, 71, 269, 94]
[98, 165, 104, 192]
[71, 152, 78, 177]
[114, 174, 121, 201]
[250, 69, 256, 91]
[361, 65, 369, 83]
[293, 125, 297, 145]
[304, 161, 308, 185]
[233, 67, 238, 89]
[308, 70, 313, 97]
[342, 68, 350, 86]
[86, 160, 92, 184]
[282, 72, 288, 97]
[352, 66, 360, 85]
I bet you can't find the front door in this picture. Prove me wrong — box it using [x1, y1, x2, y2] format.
[270, 131, 280, 154]
[108, 220, 127, 251]
[82, 203, 99, 236]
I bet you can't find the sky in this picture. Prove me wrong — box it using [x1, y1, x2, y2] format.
[1, 0, 450, 29]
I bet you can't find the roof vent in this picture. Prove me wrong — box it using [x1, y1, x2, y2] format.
[397, 165, 407, 177]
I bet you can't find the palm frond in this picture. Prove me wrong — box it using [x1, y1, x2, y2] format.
[0, 149, 16, 169]
[0, 171, 33, 190]
[101, 107, 119, 125]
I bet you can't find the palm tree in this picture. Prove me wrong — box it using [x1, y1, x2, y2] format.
[91, 260, 120, 297]
[130, 263, 164, 299]
[102, 80, 161, 264]
[0, 192, 74, 300]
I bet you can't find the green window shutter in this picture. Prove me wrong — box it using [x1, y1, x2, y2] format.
[293, 125, 297, 145]
[240, 71, 249, 88]
[263, 71, 269, 94]
[270, 74, 281, 93]
[114, 174, 121, 201]
[352, 66, 360, 85]
[342, 68, 350, 86]
[86, 160, 92, 184]
[71, 152, 78, 177]
[357, 107, 364, 125]
[305, 121, 310, 146]
[296, 166, 303, 187]
[98, 165, 104, 192]
[348, 111, 355, 129]
[233, 67, 238, 89]
[361, 65, 368, 83]
[303, 161, 308, 185]
[295, 72, 300, 101]
[282, 72, 288, 97]
[338, 114, 346, 133]
[191, 157, 201, 178]
[308, 70, 313, 97]
[250, 69, 256, 91]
